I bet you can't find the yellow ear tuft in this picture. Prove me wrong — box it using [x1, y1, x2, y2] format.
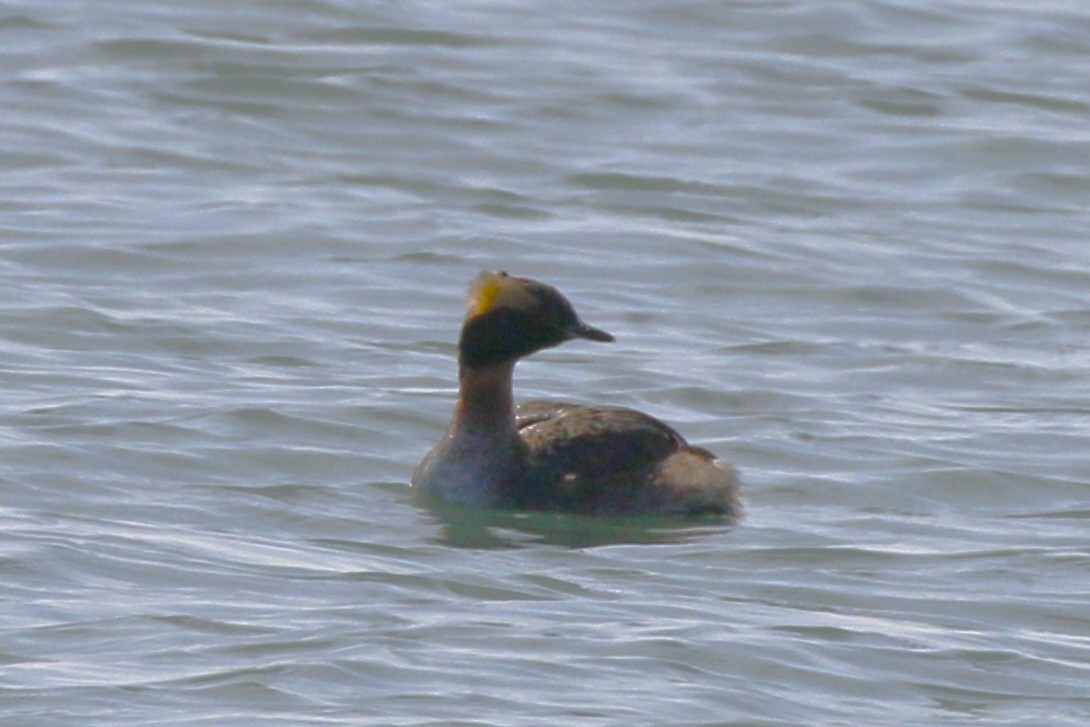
[465, 271, 539, 320]
[466, 271, 509, 319]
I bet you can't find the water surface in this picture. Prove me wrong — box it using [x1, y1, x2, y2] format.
[2, 1, 1090, 725]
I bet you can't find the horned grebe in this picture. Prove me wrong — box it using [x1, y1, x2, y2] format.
[412, 272, 741, 518]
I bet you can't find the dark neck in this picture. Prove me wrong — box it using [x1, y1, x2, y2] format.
[454, 361, 518, 437]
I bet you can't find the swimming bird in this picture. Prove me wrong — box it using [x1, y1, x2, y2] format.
[412, 272, 741, 518]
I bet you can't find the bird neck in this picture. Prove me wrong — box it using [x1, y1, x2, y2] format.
[454, 360, 518, 438]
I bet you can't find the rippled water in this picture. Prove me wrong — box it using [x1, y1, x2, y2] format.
[3, 1, 1090, 725]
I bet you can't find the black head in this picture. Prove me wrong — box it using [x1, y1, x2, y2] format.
[458, 272, 614, 369]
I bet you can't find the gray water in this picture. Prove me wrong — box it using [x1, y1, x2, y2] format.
[3, 1, 1090, 725]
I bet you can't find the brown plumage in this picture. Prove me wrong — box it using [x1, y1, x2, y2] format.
[412, 272, 741, 519]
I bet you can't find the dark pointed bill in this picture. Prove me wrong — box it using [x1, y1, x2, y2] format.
[572, 321, 615, 342]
